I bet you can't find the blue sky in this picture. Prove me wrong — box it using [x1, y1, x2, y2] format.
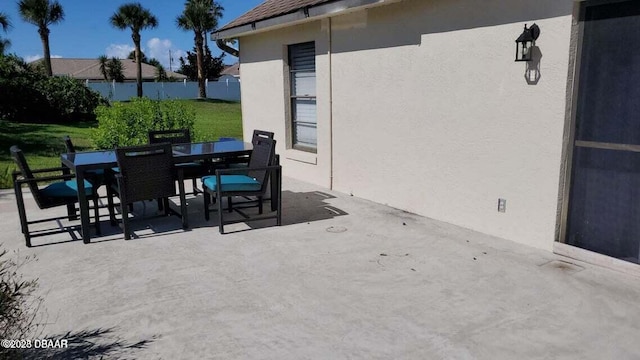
[0, 0, 264, 68]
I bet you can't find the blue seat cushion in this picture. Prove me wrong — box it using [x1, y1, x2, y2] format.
[41, 179, 93, 197]
[202, 175, 261, 192]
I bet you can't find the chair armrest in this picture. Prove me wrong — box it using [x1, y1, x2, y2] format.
[28, 167, 71, 174]
[214, 165, 282, 176]
[15, 173, 76, 185]
[13, 166, 71, 178]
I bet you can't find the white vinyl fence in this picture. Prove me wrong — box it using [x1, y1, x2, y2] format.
[87, 80, 241, 102]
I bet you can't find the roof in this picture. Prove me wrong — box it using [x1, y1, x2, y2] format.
[219, 0, 334, 32]
[30, 58, 187, 81]
[214, 0, 400, 39]
[220, 63, 240, 77]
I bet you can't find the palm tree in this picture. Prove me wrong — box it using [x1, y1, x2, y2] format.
[0, 12, 11, 55]
[0, 12, 10, 31]
[127, 49, 147, 63]
[147, 58, 161, 67]
[18, 0, 64, 76]
[110, 3, 158, 97]
[154, 64, 167, 82]
[98, 55, 109, 81]
[176, 0, 223, 98]
[106, 57, 125, 82]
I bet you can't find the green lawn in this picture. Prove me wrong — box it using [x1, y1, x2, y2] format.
[0, 99, 242, 189]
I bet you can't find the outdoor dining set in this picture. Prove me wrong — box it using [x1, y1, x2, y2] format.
[10, 129, 283, 247]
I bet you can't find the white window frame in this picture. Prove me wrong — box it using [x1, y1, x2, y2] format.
[286, 41, 317, 153]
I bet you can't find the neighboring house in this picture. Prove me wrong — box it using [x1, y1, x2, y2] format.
[219, 62, 240, 82]
[213, 0, 640, 271]
[29, 58, 187, 81]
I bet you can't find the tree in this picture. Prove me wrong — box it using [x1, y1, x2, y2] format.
[98, 55, 109, 81]
[154, 63, 167, 82]
[176, 0, 223, 98]
[110, 3, 158, 97]
[147, 58, 160, 67]
[0, 54, 105, 122]
[97, 55, 123, 82]
[127, 49, 147, 63]
[178, 44, 224, 82]
[18, 0, 64, 76]
[0, 12, 11, 55]
[0, 12, 9, 31]
[106, 57, 124, 82]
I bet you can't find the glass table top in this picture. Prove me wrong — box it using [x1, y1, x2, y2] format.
[61, 140, 253, 167]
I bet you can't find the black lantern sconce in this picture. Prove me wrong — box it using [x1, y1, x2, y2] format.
[515, 23, 540, 62]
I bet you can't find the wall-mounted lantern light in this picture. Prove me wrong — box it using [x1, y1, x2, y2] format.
[515, 23, 540, 62]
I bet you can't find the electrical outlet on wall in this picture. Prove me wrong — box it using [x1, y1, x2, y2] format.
[498, 198, 507, 213]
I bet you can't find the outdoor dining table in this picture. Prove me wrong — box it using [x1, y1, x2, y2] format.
[61, 140, 254, 243]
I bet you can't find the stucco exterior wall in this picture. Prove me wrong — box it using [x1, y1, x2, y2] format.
[238, 0, 574, 251]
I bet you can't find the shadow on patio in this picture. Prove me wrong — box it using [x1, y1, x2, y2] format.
[15, 188, 349, 245]
[178, 189, 349, 233]
[20, 328, 154, 359]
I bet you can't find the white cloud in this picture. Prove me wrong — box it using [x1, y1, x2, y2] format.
[104, 39, 186, 70]
[25, 54, 62, 63]
[25, 55, 42, 62]
[105, 44, 135, 59]
[146, 37, 186, 71]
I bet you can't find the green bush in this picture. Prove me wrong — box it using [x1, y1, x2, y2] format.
[91, 97, 196, 149]
[0, 54, 106, 123]
[0, 55, 50, 121]
[38, 76, 106, 121]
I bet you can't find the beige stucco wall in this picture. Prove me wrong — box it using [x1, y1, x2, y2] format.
[240, 21, 333, 188]
[238, 0, 574, 251]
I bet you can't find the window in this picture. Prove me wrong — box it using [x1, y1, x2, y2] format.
[288, 42, 317, 151]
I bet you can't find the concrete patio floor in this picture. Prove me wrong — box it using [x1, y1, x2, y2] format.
[1, 177, 639, 359]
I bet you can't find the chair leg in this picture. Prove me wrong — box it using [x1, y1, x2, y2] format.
[203, 191, 210, 221]
[93, 196, 101, 235]
[258, 196, 263, 215]
[14, 183, 31, 247]
[218, 192, 224, 234]
[192, 178, 198, 195]
[157, 197, 164, 212]
[277, 171, 282, 226]
[121, 201, 130, 240]
[67, 203, 77, 221]
[163, 198, 170, 215]
[107, 185, 117, 226]
[228, 196, 233, 213]
[178, 176, 188, 229]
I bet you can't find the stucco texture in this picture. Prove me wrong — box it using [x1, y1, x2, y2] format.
[238, 0, 575, 251]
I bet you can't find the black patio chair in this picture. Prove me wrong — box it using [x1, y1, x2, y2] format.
[64, 135, 130, 213]
[252, 129, 275, 143]
[10, 146, 100, 247]
[148, 129, 208, 195]
[223, 129, 278, 208]
[106, 143, 188, 240]
[202, 137, 282, 233]
[224, 129, 275, 168]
